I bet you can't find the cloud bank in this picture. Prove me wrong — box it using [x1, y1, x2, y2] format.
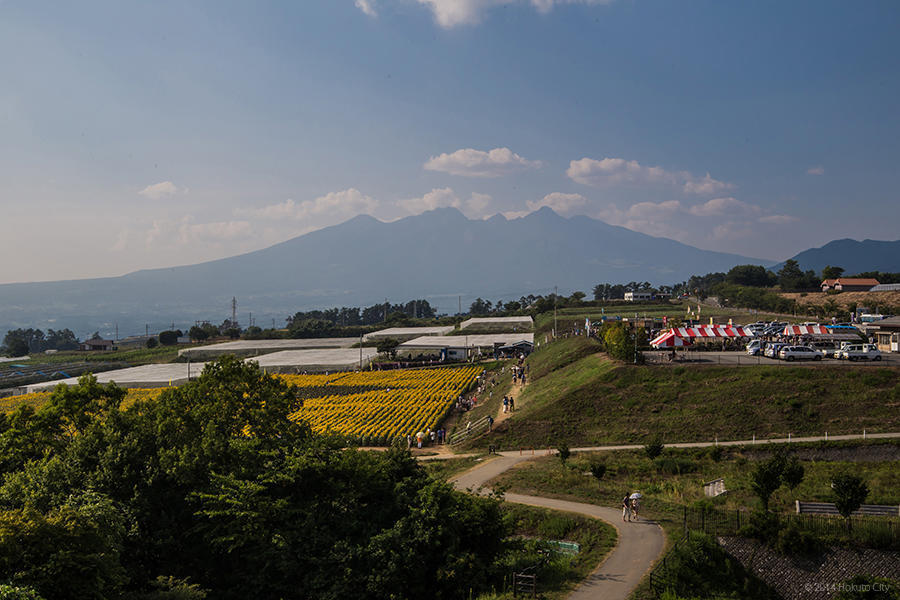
[567, 157, 733, 195]
[425, 147, 541, 177]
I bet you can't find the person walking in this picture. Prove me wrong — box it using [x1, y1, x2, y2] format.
[622, 494, 632, 522]
[509, 396, 515, 412]
[503, 396, 509, 413]
[631, 496, 641, 520]
[487, 415, 494, 432]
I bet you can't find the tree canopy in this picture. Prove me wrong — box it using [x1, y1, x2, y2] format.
[0, 357, 506, 599]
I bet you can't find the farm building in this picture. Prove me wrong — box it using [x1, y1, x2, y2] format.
[821, 278, 880, 292]
[249, 348, 378, 373]
[362, 326, 454, 342]
[81, 338, 114, 351]
[398, 333, 535, 360]
[624, 291, 654, 301]
[458, 316, 533, 332]
[179, 338, 356, 360]
[863, 316, 900, 353]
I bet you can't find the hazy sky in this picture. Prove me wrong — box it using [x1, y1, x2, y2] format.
[2, 0, 898, 284]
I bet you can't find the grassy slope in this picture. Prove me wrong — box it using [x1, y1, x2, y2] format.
[484, 338, 900, 449]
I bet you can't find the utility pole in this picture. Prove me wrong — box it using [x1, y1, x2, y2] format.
[146, 324, 149, 337]
[232, 297, 237, 329]
[359, 333, 363, 369]
[554, 285, 558, 339]
[115, 323, 118, 341]
[458, 295, 462, 316]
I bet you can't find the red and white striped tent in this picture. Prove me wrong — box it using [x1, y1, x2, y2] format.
[668, 325, 757, 338]
[783, 324, 860, 340]
[783, 325, 829, 336]
[650, 331, 692, 347]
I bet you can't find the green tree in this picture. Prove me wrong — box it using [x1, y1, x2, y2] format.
[376, 338, 400, 358]
[556, 442, 570, 465]
[726, 264, 776, 287]
[781, 456, 805, 491]
[751, 451, 787, 511]
[832, 474, 869, 533]
[146, 337, 158, 349]
[822, 265, 845, 280]
[589, 461, 607, 485]
[158, 330, 181, 346]
[777, 259, 805, 290]
[0, 584, 46, 600]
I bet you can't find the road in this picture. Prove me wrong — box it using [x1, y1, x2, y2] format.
[451, 455, 665, 600]
[644, 350, 900, 366]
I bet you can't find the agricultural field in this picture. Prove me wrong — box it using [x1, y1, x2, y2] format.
[1, 366, 482, 446]
[283, 366, 482, 444]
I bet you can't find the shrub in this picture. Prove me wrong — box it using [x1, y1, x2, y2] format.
[146, 337, 158, 349]
[707, 446, 724, 462]
[589, 461, 607, 482]
[775, 521, 820, 556]
[654, 456, 698, 475]
[644, 438, 664, 459]
[556, 442, 570, 465]
[739, 511, 781, 544]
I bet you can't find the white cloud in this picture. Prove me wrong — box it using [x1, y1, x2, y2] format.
[179, 220, 252, 244]
[566, 157, 733, 195]
[682, 173, 733, 195]
[396, 187, 495, 217]
[138, 181, 178, 200]
[526, 192, 587, 215]
[807, 165, 825, 175]
[239, 189, 378, 221]
[355, 0, 377, 17]
[688, 197, 759, 217]
[415, 0, 612, 28]
[758, 214, 799, 225]
[424, 147, 541, 177]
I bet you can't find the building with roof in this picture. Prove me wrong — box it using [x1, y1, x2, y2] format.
[862, 316, 900, 353]
[362, 326, 455, 342]
[821, 278, 880, 292]
[870, 283, 900, 292]
[80, 338, 115, 351]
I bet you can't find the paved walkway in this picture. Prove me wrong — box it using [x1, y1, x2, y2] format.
[451, 455, 665, 600]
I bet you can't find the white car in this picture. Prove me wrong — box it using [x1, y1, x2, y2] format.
[746, 340, 763, 355]
[839, 344, 883, 361]
[778, 346, 823, 361]
[764, 343, 789, 358]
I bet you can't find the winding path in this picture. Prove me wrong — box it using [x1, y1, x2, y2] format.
[451, 455, 665, 600]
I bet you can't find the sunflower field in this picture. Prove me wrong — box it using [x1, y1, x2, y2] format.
[280, 366, 481, 445]
[0, 366, 480, 446]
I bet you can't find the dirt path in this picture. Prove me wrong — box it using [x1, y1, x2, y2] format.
[493, 375, 527, 426]
[450, 455, 665, 600]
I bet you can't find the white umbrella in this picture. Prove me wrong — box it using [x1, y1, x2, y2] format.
[629, 492, 642, 499]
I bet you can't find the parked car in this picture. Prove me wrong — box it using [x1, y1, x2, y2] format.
[764, 342, 789, 358]
[746, 340, 763, 355]
[839, 344, 883, 361]
[809, 341, 836, 356]
[778, 346, 823, 361]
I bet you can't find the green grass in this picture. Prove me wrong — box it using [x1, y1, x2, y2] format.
[482, 339, 900, 448]
[487, 443, 900, 517]
[421, 455, 490, 480]
[476, 503, 616, 600]
[13, 346, 180, 366]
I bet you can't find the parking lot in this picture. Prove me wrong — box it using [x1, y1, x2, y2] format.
[644, 350, 900, 366]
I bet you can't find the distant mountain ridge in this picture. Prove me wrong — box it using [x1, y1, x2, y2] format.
[778, 238, 900, 275]
[1, 207, 772, 336]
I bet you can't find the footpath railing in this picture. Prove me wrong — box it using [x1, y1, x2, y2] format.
[448, 415, 491, 445]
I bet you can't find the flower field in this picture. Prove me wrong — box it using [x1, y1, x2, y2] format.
[0, 366, 480, 446]
[280, 366, 481, 444]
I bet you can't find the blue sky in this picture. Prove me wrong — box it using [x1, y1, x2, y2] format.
[1, 0, 898, 283]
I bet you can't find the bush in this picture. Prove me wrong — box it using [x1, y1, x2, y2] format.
[589, 461, 607, 482]
[707, 446, 724, 462]
[158, 330, 181, 346]
[775, 521, 820, 556]
[739, 511, 781, 544]
[644, 438, 664, 459]
[557, 442, 570, 465]
[146, 337, 158, 349]
[654, 456, 698, 475]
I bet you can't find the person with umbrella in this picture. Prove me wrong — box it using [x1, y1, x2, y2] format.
[630, 492, 642, 520]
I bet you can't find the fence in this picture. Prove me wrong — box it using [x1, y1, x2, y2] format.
[448, 415, 491, 446]
[681, 505, 900, 547]
[648, 532, 690, 597]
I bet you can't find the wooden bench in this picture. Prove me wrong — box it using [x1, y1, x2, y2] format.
[795, 501, 899, 517]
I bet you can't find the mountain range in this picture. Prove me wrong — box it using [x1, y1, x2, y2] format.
[777, 238, 900, 275]
[1, 207, 895, 338]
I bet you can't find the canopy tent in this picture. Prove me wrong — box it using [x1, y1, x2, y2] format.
[783, 325, 861, 341]
[668, 325, 757, 338]
[650, 331, 692, 348]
